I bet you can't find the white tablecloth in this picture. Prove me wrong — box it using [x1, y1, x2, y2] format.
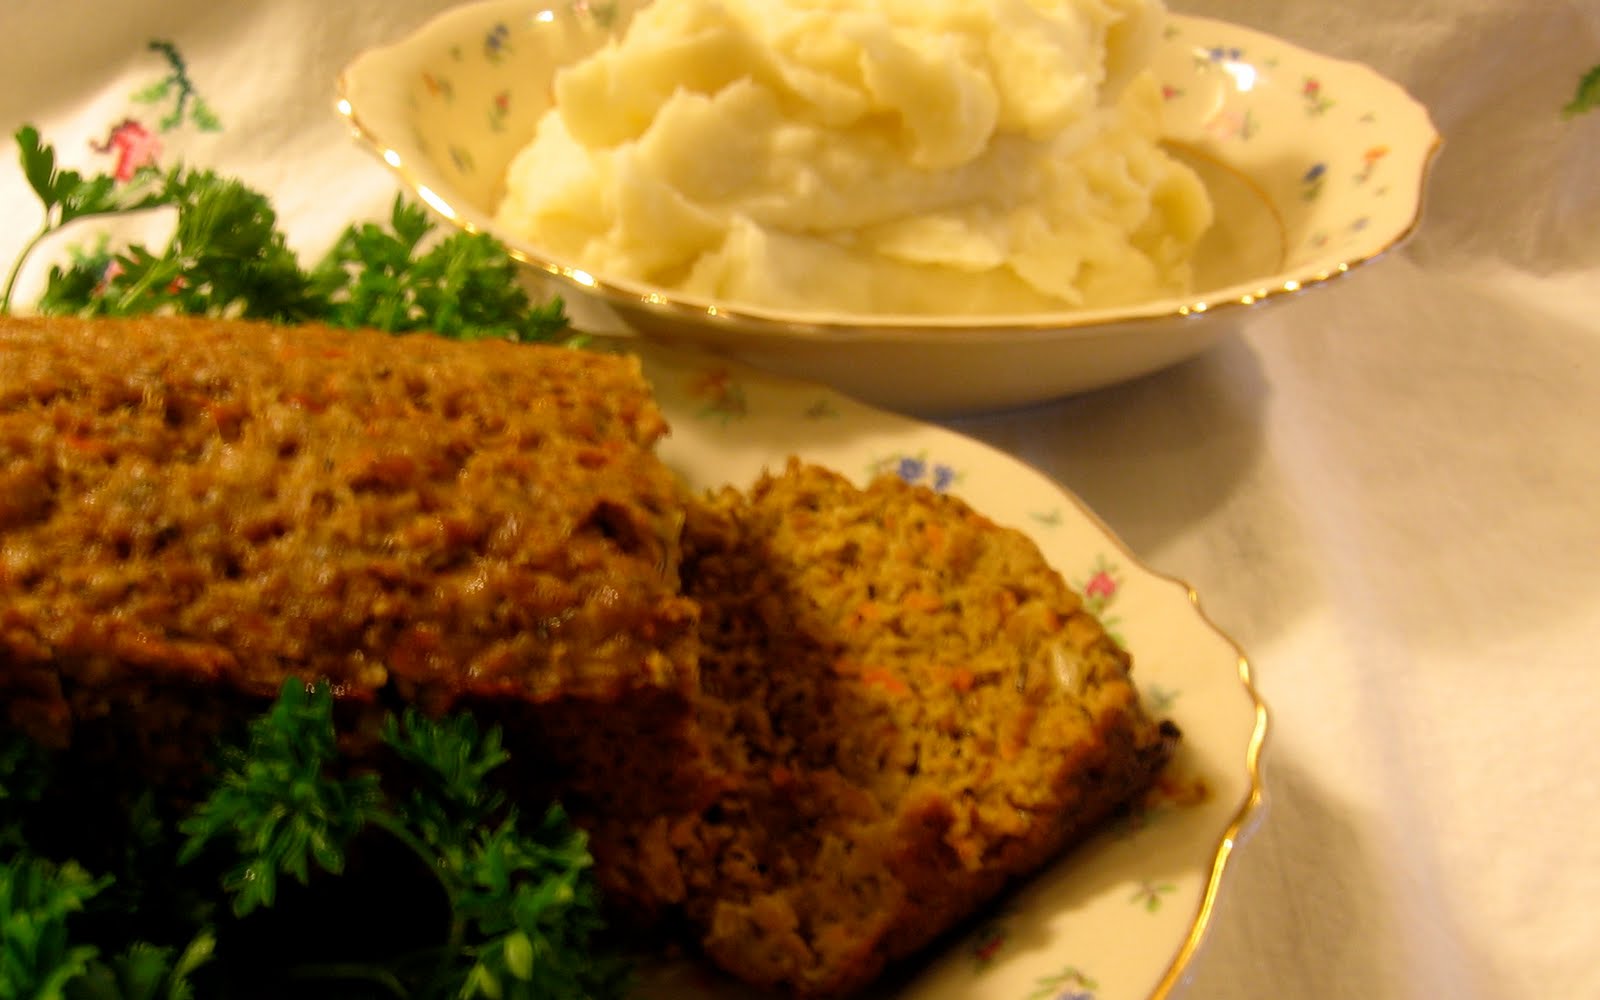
[3, 2, 1597, 998]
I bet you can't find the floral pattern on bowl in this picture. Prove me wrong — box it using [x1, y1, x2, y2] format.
[338, 1, 1438, 414]
[1156, 20, 1434, 276]
[591, 338, 1269, 1000]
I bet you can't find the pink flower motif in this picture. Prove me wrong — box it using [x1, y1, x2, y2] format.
[1205, 108, 1255, 141]
[91, 118, 161, 182]
[1084, 571, 1117, 599]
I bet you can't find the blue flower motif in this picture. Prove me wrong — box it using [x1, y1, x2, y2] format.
[1303, 162, 1327, 183]
[897, 456, 926, 483]
[870, 452, 962, 492]
[1208, 46, 1243, 62]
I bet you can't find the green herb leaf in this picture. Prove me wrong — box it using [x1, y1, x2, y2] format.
[447, 806, 629, 1000]
[375, 712, 629, 1000]
[5, 128, 173, 313]
[1564, 62, 1600, 118]
[309, 194, 571, 343]
[31, 165, 322, 321]
[16, 124, 62, 209]
[14, 129, 572, 344]
[0, 856, 109, 999]
[62, 933, 214, 1000]
[381, 709, 511, 859]
[14, 125, 161, 225]
[55, 172, 128, 226]
[178, 680, 385, 917]
[112, 168, 320, 321]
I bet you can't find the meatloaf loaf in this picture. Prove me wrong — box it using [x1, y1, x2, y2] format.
[588, 461, 1180, 998]
[0, 314, 717, 814]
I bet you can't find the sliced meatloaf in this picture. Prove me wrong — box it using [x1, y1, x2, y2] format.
[589, 460, 1179, 997]
[0, 314, 716, 814]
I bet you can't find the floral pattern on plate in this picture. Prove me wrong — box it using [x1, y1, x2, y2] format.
[868, 451, 961, 493]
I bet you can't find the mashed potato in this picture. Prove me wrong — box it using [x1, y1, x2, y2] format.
[495, 0, 1213, 316]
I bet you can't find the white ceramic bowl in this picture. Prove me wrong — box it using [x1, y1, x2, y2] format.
[339, 1, 1440, 415]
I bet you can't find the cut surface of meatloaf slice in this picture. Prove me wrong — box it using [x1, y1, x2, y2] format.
[588, 460, 1179, 998]
[0, 314, 715, 815]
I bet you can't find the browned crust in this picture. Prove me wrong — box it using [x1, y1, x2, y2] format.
[0, 314, 712, 813]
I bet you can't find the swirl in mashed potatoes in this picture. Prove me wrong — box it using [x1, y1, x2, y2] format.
[494, 0, 1213, 316]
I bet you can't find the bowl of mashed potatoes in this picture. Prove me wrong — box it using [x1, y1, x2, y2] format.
[339, 0, 1439, 415]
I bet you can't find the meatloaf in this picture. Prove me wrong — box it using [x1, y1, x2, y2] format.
[0, 314, 717, 814]
[588, 461, 1180, 998]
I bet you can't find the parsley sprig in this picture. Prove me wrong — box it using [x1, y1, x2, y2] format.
[180, 681, 627, 1000]
[5, 125, 570, 345]
[310, 202, 569, 342]
[2, 733, 215, 1000]
[38, 167, 324, 321]
[2, 125, 165, 313]
[177, 682, 384, 918]
[3, 682, 629, 1000]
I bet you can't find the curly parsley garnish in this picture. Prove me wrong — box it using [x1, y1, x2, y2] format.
[3, 682, 629, 1000]
[4, 124, 570, 346]
[2, 124, 165, 313]
[2, 730, 215, 1000]
[180, 681, 628, 1000]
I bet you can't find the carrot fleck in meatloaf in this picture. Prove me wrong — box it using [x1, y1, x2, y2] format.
[0, 314, 715, 814]
[590, 461, 1180, 998]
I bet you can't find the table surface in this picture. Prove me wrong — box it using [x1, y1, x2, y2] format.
[2, 2, 1596, 998]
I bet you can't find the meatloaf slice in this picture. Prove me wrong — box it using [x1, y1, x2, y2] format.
[0, 314, 716, 815]
[589, 461, 1179, 998]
